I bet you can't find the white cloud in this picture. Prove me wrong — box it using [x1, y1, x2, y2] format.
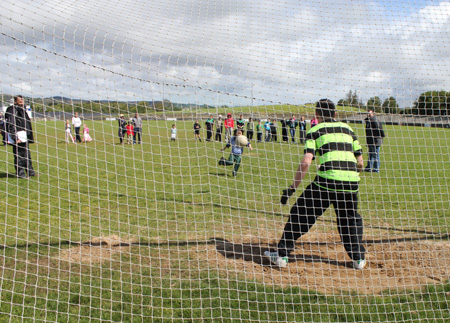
[1, 0, 449, 108]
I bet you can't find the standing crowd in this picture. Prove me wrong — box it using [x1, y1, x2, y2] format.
[189, 113, 318, 145]
[3, 94, 388, 271]
[118, 113, 142, 144]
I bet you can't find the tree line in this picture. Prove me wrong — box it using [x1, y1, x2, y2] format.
[337, 90, 400, 114]
[3, 91, 450, 116]
[338, 90, 450, 116]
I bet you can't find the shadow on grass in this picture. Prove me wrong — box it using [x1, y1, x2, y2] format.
[0, 172, 11, 178]
[209, 171, 228, 177]
[0, 172, 21, 179]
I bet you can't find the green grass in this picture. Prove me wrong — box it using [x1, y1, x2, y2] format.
[0, 120, 449, 322]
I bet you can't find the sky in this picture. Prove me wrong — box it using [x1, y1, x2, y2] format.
[0, 0, 449, 109]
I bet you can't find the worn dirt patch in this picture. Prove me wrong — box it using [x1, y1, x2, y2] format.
[59, 235, 137, 264]
[194, 231, 450, 295]
[58, 231, 450, 296]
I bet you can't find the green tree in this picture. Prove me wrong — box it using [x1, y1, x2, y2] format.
[413, 91, 450, 116]
[366, 96, 382, 112]
[341, 90, 363, 108]
[382, 97, 399, 114]
[346, 90, 358, 107]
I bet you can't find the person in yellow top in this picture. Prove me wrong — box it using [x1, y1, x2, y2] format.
[265, 99, 367, 270]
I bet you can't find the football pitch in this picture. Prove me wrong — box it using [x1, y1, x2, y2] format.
[0, 120, 449, 322]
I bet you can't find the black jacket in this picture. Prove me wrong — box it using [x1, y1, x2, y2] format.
[365, 115, 385, 146]
[118, 118, 127, 130]
[5, 104, 34, 144]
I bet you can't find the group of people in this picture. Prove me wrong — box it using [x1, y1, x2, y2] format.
[3, 94, 387, 271]
[192, 113, 242, 143]
[118, 113, 143, 144]
[191, 113, 321, 145]
[65, 112, 92, 143]
[189, 102, 385, 271]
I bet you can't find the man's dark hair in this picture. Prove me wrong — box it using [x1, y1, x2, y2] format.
[14, 95, 23, 102]
[316, 99, 336, 119]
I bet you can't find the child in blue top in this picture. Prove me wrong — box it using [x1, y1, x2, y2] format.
[264, 118, 272, 142]
[218, 129, 253, 176]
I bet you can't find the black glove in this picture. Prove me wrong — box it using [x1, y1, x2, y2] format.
[280, 186, 296, 205]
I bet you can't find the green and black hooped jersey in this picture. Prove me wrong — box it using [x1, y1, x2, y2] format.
[304, 120, 363, 192]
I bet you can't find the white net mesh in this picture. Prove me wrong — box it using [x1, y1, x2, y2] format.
[1, 0, 449, 322]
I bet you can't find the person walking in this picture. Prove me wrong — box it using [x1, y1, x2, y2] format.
[264, 99, 367, 270]
[5, 95, 36, 178]
[364, 109, 385, 173]
[72, 112, 82, 143]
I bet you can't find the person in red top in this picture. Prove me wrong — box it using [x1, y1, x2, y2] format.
[224, 113, 234, 142]
[126, 121, 134, 144]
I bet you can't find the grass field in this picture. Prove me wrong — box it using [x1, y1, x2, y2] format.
[0, 119, 449, 322]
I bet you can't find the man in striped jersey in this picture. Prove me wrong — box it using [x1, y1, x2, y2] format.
[265, 99, 367, 270]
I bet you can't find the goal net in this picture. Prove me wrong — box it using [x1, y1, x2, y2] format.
[1, 0, 449, 322]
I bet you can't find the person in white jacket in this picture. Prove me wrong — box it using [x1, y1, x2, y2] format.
[72, 112, 82, 143]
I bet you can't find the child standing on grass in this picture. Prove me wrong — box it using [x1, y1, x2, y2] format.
[256, 120, 263, 142]
[218, 129, 253, 176]
[170, 124, 177, 141]
[126, 121, 134, 144]
[65, 120, 74, 143]
[82, 124, 92, 142]
[193, 120, 202, 142]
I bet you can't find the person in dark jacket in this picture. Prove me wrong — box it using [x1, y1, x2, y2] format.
[5, 95, 36, 178]
[205, 115, 214, 141]
[288, 115, 298, 142]
[280, 118, 288, 142]
[270, 120, 278, 142]
[364, 109, 385, 173]
[118, 114, 127, 144]
[298, 116, 307, 144]
[0, 113, 6, 145]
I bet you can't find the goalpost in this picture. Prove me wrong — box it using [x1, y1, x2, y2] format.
[1, 0, 449, 322]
